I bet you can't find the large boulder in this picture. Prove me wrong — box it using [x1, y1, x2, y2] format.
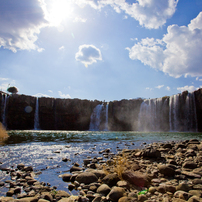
[107, 187, 125, 202]
[158, 164, 175, 177]
[75, 172, 98, 184]
[122, 171, 149, 187]
[97, 184, 111, 196]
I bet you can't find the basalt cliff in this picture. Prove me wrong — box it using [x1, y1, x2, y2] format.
[1, 88, 202, 132]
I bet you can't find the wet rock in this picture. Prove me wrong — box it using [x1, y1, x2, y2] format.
[62, 174, 72, 182]
[55, 190, 71, 200]
[83, 159, 91, 166]
[107, 186, 125, 202]
[102, 173, 120, 187]
[0, 181, 5, 186]
[70, 166, 83, 173]
[17, 163, 25, 170]
[75, 172, 98, 184]
[24, 166, 33, 172]
[68, 184, 75, 191]
[97, 184, 111, 196]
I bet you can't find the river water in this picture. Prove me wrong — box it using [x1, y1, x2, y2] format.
[1, 131, 202, 196]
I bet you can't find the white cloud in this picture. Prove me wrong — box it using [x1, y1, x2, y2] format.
[0, 0, 48, 53]
[59, 46, 65, 50]
[156, 85, 164, 89]
[48, 90, 53, 93]
[127, 12, 202, 78]
[166, 86, 171, 91]
[34, 93, 50, 97]
[177, 85, 196, 93]
[75, 44, 102, 67]
[58, 91, 71, 98]
[77, 0, 178, 29]
[146, 87, 153, 91]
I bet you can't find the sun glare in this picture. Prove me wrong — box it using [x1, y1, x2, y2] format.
[48, 0, 74, 26]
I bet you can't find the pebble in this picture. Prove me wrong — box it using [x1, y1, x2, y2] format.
[1, 140, 202, 202]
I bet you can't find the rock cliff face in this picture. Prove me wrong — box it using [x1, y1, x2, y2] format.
[1, 88, 202, 131]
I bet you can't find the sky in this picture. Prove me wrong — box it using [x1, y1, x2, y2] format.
[0, 0, 202, 102]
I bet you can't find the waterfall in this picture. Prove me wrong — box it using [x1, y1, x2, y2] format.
[104, 103, 109, 131]
[169, 92, 197, 132]
[138, 98, 167, 131]
[89, 104, 104, 131]
[2, 94, 8, 129]
[89, 103, 109, 131]
[184, 92, 198, 132]
[169, 94, 180, 132]
[34, 97, 40, 130]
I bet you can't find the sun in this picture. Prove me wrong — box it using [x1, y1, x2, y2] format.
[47, 0, 74, 26]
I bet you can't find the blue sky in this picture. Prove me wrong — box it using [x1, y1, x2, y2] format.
[0, 0, 202, 101]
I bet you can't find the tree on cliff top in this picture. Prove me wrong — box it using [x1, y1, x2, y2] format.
[7, 86, 18, 94]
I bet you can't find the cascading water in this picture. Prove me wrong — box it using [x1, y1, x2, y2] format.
[34, 97, 40, 130]
[169, 94, 180, 132]
[89, 103, 109, 131]
[138, 92, 198, 132]
[89, 104, 104, 131]
[104, 103, 109, 131]
[2, 94, 8, 129]
[138, 97, 168, 131]
[184, 92, 198, 132]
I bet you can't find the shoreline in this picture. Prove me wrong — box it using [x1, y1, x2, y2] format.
[1, 139, 202, 201]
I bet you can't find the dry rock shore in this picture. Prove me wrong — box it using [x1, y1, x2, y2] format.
[1, 139, 202, 202]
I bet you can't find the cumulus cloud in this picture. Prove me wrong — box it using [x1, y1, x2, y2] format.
[75, 44, 102, 67]
[0, 0, 48, 52]
[156, 85, 164, 89]
[166, 86, 171, 91]
[77, 0, 178, 29]
[58, 91, 71, 98]
[127, 12, 202, 78]
[177, 85, 197, 93]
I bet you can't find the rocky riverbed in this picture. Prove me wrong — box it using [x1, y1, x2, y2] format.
[1, 139, 202, 202]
